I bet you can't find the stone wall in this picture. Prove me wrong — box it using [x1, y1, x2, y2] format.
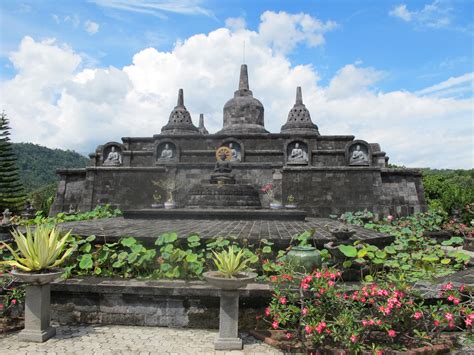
[51, 278, 270, 330]
[50, 133, 427, 218]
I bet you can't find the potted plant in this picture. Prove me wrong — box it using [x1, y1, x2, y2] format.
[261, 183, 282, 209]
[151, 192, 163, 209]
[152, 179, 183, 209]
[0, 225, 73, 342]
[203, 246, 257, 350]
[285, 195, 297, 209]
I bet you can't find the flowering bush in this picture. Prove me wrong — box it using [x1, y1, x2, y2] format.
[263, 267, 473, 352]
[0, 270, 25, 319]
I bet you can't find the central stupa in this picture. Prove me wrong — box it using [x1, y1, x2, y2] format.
[218, 64, 268, 134]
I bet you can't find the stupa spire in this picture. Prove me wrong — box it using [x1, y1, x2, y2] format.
[177, 88, 184, 106]
[239, 64, 249, 91]
[296, 86, 303, 105]
[198, 113, 209, 134]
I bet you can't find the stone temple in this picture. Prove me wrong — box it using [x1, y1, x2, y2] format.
[50, 64, 426, 218]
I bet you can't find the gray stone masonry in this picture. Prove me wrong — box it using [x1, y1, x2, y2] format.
[19, 284, 56, 342]
[215, 290, 242, 350]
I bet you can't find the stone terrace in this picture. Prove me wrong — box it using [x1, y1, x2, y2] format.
[57, 217, 393, 248]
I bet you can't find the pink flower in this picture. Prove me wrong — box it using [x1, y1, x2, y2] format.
[314, 272, 322, 279]
[465, 318, 472, 327]
[272, 321, 279, 329]
[350, 334, 358, 343]
[305, 325, 312, 334]
[264, 307, 271, 317]
[279, 297, 287, 305]
[11, 299, 17, 305]
[442, 282, 453, 291]
[387, 329, 396, 338]
[434, 320, 440, 327]
[285, 332, 293, 340]
[362, 320, 369, 327]
[445, 312, 454, 321]
[302, 307, 308, 316]
[459, 284, 465, 292]
[387, 215, 394, 222]
[413, 311, 423, 320]
[328, 281, 335, 287]
[315, 321, 326, 334]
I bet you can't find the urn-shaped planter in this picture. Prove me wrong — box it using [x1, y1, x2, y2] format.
[164, 201, 176, 209]
[12, 268, 63, 342]
[269, 202, 283, 210]
[203, 271, 257, 350]
[286, 246, 322, 272]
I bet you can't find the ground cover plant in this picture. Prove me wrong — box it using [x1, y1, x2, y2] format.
[261, 265, 473, 353]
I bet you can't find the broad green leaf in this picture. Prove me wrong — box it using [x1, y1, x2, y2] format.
[338, 245, 357, 258]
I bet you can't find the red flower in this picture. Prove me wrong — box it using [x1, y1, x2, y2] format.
[285, 332, 293, 340]
[265, 307, 271, 316]
[315, 321, 326, 334]
[444, 312, 454, 321]
[434, 320, 440, 327]
[279, 297, 287, 305]
[305, 325, 312, 334]
[11, 299, 17, 305]
[272, 321, 279, 329]
[350, 334, 358, 343]
[270, 275, 278, 283]
[387, 329, 396, 338]
[302, 307, 308, 316]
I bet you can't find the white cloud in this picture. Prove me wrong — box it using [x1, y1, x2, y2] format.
[389, 1, 453, 29]
[416, 72, 474, 98]
[258, 11, 338, 54]
[84, 20, 100, 35]
[0, 12, 472, 169]
[389, 4, 412, 22]
[89, 0, 212, 18]
[225, 17, 246, 32]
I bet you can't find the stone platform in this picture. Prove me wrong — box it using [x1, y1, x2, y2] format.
[58, 217, 393, 248]
[123, 208, 307, 221]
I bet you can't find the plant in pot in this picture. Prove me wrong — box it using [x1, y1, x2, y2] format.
[152, 178, 183, 209]
[150, 191, 163, 209]
[0, 225, 73, 342]
[285, 195, 297, 209]
[203, 246, 257, 350]
[261, 183, 282, 209]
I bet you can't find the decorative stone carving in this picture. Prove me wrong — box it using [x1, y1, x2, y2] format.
[161, 89, 199, 134]
[286, 141, 309, 165]
[346, 140, 372, 166]
[156, 142, 177, 162]
[281, 87, 319, 134]
[103, 146, 122, 166]
[218, 64, 268, 134]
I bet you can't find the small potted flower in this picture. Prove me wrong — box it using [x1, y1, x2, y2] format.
[0, 225, 74, 342]
[151, 192, 163, 209]
[261, 183, 282, 209]
[285, 195, 297, 209]
[203, 246, 257, 350]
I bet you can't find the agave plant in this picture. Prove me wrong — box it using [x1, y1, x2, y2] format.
[211, 246, 251, 278]
[0, 225, 74, 272]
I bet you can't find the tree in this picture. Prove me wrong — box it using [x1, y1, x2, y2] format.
[0, 112, 26, 212]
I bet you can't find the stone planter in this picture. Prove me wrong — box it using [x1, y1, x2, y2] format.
[12, 269, 63, 342]
[286, 246, 321, 272]
[164, 201, 176, 209]
[270, 202, 283, 209]
[203, 271, 257, 350]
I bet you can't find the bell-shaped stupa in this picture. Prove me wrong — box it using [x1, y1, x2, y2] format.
[280, 87, 319, 134]
[218, 64, 268, 134]
[161, 89, 199, 134]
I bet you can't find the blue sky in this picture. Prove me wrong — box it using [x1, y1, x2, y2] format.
[0, 0, 473, 168]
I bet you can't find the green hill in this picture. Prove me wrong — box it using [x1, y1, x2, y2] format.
[12, 143, 89, 192]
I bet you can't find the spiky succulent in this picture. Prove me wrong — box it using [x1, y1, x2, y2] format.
[0, 225, 73, 272]
[211, 246, 251, 278]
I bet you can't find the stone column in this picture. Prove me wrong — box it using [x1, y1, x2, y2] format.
[214, 290, 242, 350]
[18, 284, 56, 342]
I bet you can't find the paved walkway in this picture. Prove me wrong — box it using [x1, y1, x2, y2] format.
[56, 217, 392, 247]
[0, 325, 282, 355]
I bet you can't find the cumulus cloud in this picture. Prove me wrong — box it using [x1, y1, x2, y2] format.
[258, 11, 338, 53]
[389, 4, 412, 22]
[84, 20, 100, 35]
[0, 12, 472, 168]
